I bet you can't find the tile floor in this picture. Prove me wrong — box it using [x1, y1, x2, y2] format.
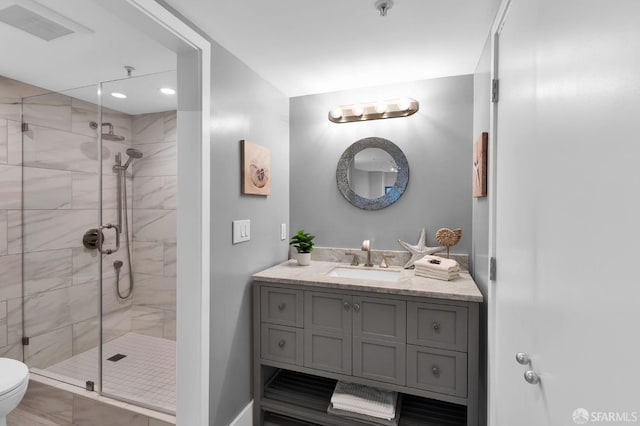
[44, 332, 176, 413]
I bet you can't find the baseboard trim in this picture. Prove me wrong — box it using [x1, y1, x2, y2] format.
[229, 400, 253, 426]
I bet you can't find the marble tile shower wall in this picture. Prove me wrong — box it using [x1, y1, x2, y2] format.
[0, 75, 135, 367]
[131, 111, 176, 340]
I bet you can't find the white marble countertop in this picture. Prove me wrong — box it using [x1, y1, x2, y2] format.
[253, 260, 483, 303]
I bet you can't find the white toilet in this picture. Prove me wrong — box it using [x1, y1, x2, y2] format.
[0, 358, 29, 426]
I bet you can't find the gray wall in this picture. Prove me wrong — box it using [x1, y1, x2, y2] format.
[209, 42, 290, 425]
[290, 75, 473, 254]
[472, 35, 492, 426]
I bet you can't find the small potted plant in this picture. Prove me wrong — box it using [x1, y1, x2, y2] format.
[289, 229, 315, 266]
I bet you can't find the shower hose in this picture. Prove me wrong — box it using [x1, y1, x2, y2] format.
[115, 170, 134, 300]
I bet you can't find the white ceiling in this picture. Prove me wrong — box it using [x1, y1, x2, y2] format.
[0, 0, 176, 114]
[165, 0, 501, 97]
[0, 0, 501, 109]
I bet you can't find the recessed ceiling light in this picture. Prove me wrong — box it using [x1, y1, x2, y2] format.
[111, 92, 127, 99]
[160, 87, 176, 95]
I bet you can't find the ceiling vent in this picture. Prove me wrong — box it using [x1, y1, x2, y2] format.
[0, 0, 92, 41]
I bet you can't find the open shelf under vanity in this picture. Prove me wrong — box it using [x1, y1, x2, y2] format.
[262, 369, 467, 426]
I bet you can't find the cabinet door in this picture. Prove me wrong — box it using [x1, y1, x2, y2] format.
[353, 337, 406, 385]
[352, 296, 406, 343]
[304, 330, 352, 375]
[304, 292, 351, 334]
[304, 291, 352, 374]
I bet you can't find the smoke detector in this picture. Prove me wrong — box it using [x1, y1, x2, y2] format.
[375, 0, 394, 17]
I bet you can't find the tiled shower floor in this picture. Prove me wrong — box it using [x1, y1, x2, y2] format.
[44, 332, 176, 413]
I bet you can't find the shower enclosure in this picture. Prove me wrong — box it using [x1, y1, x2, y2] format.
[9, 70, 177, 414]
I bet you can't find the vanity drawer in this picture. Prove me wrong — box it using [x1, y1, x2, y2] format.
[407, 302, 468, 352]
[261, 324, 303, 366]
[406, 345, 467, 397]
[261, 287, 304, 327]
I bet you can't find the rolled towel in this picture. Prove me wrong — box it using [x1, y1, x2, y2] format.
[330, 381, 397, 420]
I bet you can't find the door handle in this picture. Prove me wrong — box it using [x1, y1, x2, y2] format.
[524, 370, 540, 385]
[515, 352, 531, 365]
[97, 223, 120, 255]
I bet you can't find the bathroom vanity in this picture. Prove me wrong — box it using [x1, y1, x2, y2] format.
[253, 260, 483, 426]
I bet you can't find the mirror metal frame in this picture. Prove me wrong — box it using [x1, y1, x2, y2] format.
[336, 137, 409, 210]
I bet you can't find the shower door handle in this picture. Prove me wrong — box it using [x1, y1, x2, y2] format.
[97, 223, 120, 255]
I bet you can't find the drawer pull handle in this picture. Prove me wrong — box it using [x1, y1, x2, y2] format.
[344, 301, 351, 311]
[432, 322, 440, 331]
[278, 303, 286, 311]
[353, 303, 361, 312]
[432, 366, 441, 377]
[278, 339, 286, 348]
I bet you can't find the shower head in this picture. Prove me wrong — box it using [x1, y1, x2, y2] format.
[120, 148, 143, 170]
[103, 132, 125, 142]
[126, 148, 143, 159]
[89, 121, 125, 142]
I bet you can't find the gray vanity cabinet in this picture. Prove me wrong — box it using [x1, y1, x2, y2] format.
[254, 280, 480, 426]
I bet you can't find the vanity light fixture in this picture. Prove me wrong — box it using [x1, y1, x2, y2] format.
[111, 92, 127, 99]
[328, 98, 419, 123]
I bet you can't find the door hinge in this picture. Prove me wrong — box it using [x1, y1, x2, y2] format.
[491, 79, 499, 103]
[490, 257, 497, 281]
[21, 122, 29, 132]
[22, 336, 30, 346]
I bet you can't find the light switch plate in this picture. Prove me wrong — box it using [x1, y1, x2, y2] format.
[281, 223, 287, 240]
[233, 219, 251, 244]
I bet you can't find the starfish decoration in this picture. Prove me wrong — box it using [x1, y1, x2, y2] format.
[397, 228, 445, 269]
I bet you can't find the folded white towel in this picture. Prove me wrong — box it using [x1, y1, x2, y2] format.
[414, 255, 459, 272]
[330, 381, 397, 420]
[415, 270, 459, 281]
[415, 268, 459, 275]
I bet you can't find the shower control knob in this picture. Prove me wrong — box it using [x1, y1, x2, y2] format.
[82, 229, 104, 250]
[524, 370, 540, 385]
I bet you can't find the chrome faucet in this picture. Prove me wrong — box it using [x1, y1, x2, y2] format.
[361, 240, 374, 267]
[345, 252, 359, 266]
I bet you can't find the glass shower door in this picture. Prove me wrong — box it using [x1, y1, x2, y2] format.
[20, 83, 104, 389]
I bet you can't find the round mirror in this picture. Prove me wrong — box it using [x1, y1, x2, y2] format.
[336, 137, 409, 210]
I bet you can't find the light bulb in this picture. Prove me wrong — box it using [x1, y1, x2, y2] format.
[352, 105, 364, 117]
[397, 98, 412, 111]
[160, 87, 176, 95]
[111, 92, 127, 99]
[374, 101, 387, 114]
[329, 108, 343, 119]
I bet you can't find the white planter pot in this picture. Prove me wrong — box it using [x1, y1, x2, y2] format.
[296, 252, 311, 266]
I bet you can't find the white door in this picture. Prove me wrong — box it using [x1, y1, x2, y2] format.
[491, 0, 640, 425]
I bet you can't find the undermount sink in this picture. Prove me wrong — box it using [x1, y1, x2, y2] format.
[327, 267, 401, 282]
